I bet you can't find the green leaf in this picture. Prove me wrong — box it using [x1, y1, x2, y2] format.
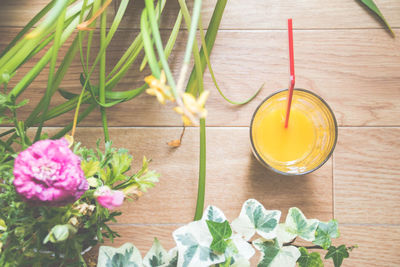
[231, 199, 281, 241]
[135, 170, 160, 192]
[58, 88, 79, 99]
[173, 206, 226, 266]
[206, 220, 232, 253]
[110, 150, 133, 183]
[324, 245, 349, 267]
[253, 238, 300, 267]
[143, 238, 169, 267]
[358, 0, 394, 37]
[81, 159, 100, 177]
[0, 219, 6, 231]
[297, 247, 323, 267]
[225, 235, 255, 265]
[313, 220, 340, 249]
[98, 243, 142, 267]
[162, 247, 179, 267]
[174, 232, 223, 267]
[43, 224, 77, 244]
[281, 207, 319, 242]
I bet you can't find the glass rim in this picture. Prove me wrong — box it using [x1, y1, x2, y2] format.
[249, 88, 338, 176]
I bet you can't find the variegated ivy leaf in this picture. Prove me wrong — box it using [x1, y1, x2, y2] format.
[231, 199, 281, 241]
[205, 205, 226, 223]
[276, 223, 296, 246]
[225, 234, 255, 265]
[313, 220, 340, 249]
[282, 207, 319, 242]
[253, 238, 300, 267]
[98, 243, 142, 267]
[143, 238, 169, 267]
[160, 248, 178, 267]
[172, 206, 226, 267]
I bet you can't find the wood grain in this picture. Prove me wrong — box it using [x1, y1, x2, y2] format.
[2, 1, 400, 266]
[71, 127, 333, 223]
[1, 28, 400, 127]
[1, 0, 400, 30]
[334, 128, 400, 224]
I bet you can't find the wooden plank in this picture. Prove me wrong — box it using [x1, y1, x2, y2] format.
[334, 128, 400, 224]
[1, 0, 400, 30]
[95, 224, 400, 266]
[70, 127, 333, 223]
[1, 29, 399, 127]
[330, 225, 400, 266]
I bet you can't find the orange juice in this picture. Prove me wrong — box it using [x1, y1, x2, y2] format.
[255, 107, 315, 163]
[250, 89, 337, 175]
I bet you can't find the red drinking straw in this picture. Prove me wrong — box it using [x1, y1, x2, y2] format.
[284, 18, 295, 128]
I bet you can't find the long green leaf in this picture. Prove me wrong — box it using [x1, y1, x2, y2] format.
[140, 10, 161, 77]
[177, 0, 204, 96]
[185, 0, 227, 95]
[35, 2, 69, 141]
[198, 16, 263, 104]
[8, 11, 83, 98]
[194, 118, 206, 221]
[99, 0, 109, 141]
[140, 11, 182, 71]
[358, 0, 394, 37]
[0, 0, 55, 57]
[144, 0, 177, 93]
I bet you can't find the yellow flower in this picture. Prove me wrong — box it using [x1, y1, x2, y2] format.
[145, 71, 174, 104]
[174, 91, 210, 125]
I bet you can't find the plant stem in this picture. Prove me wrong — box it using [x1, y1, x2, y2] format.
[99, 0, 109, 142]
[194, 118, 206, 220]
[285, 244, 323, 249]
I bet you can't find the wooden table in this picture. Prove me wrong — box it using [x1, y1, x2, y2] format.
[1, 0, 400, 266]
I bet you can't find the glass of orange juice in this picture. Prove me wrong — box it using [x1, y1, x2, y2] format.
[250, 89, 337, 175]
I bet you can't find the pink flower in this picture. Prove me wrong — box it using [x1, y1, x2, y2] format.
[13, 138, 88, 205]
[95, 186, 124, 210]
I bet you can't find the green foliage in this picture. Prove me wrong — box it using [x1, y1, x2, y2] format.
[101, 201, 354, 267]
[231, 199, 281, 241]
[143, 238, 170, 267]
[0, 141, 158, 266]
[313, 220, 340, 249]
[324, 245, 350, 267]
[279, 207, 319, 242]
[358, 0, 394, 37]
[206, 220, 232, 253]
[297, 247, 323, 267]
[43, 224, 77, 244]
[253, 238, 300, 267]
[98, 243, 142, 267]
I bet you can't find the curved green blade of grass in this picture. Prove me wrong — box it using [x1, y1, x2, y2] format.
[358, 0, 395, 37]
[0, 0, 55, 57]
[141, 9, 161, 78]
[35, 3, 68, 141]
[177, 0, 204, 96]
[140, 11, 182, 72]
[8, 12, 84, 98]
[99, 0, 109, 142]
[198, 18, 263, 104]
[184, 0, 227, 95]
